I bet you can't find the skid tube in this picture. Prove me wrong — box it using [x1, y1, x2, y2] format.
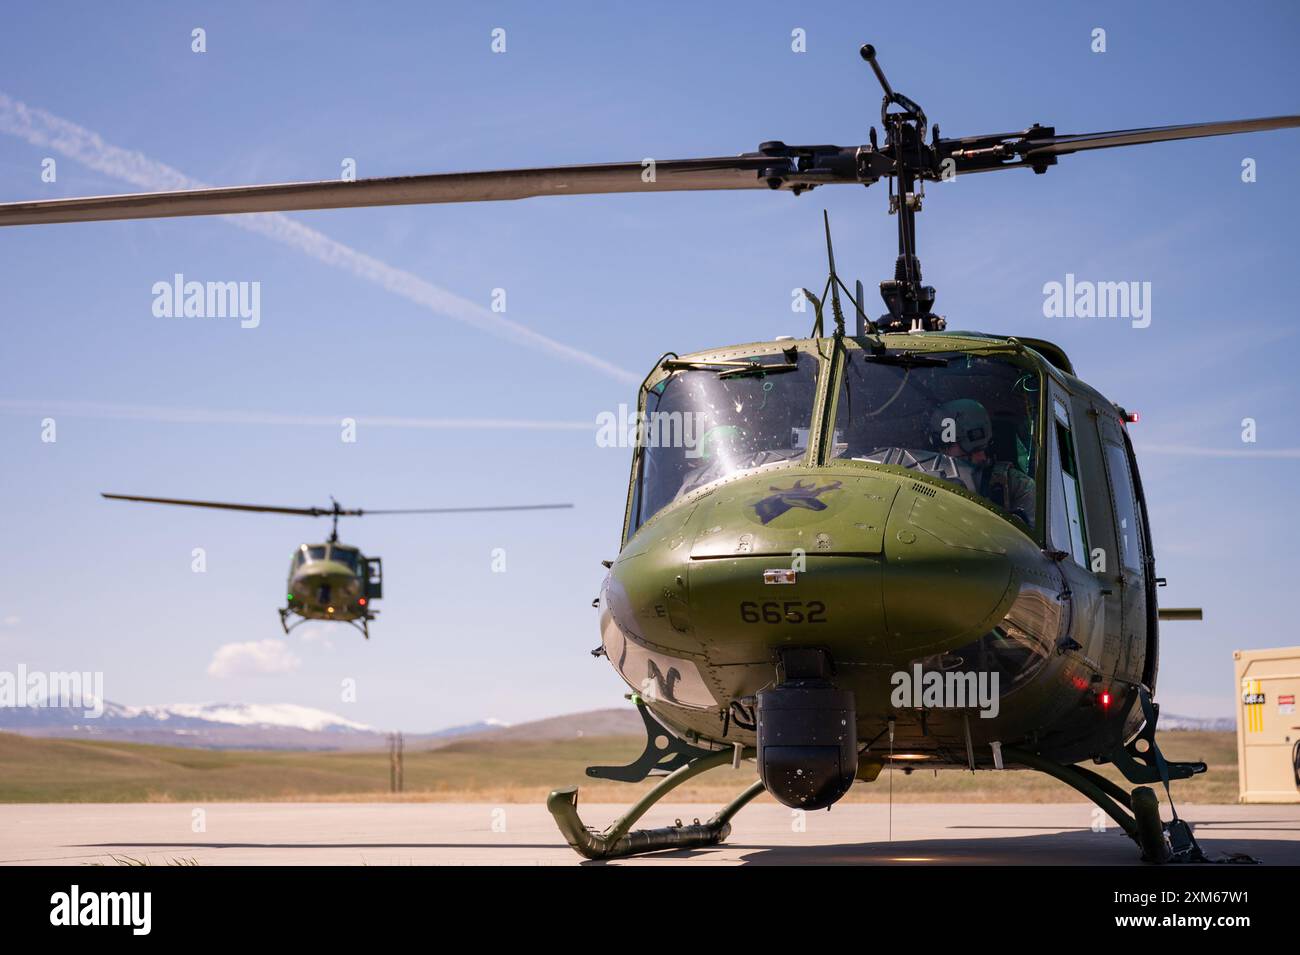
[1002, 745, 1181, 862]
[547, 748, 765, 860]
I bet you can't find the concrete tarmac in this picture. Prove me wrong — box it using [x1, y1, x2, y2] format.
[2, 802, 1297, 866]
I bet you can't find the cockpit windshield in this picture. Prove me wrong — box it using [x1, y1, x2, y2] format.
[832, 349, 1041, 529]
[328, 546, 359, 569]
[632, 350, 820, 532]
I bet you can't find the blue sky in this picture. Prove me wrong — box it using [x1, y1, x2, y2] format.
[0, 1, 1297, 728]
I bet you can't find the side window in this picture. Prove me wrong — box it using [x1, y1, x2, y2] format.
[1104, 441, 1143, 573]
[1049, 398, 1089, 566]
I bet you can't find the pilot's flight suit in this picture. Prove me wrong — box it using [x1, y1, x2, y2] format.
[955, 459, 1036, 527]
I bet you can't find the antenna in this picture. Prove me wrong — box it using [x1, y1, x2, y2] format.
[822, 211, 846, 337]
[801, 287, 824, 338]
[816, 211, 869, 338]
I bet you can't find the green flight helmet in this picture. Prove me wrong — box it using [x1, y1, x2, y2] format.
[928, 399, 992, 455]
[696, 424, 748, 461]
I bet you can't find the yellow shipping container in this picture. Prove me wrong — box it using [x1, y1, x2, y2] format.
[1234, 646, 1300, 803]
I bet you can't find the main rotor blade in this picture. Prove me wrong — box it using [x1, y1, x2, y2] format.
[1022, 115, 1300, 158]
[0, 157, 779, 227]
[8, 114, 1295, 227]
[101, 493, 345, 516]
[102, 493, 573, 518]
[359, 504, 574, 515]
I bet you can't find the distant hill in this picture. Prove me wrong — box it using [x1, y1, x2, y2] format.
[1160, 714, 1236, 732]
[425, 708, 643, 748]
[0, 699, 640, 750]
[0, 698, 1229, 750]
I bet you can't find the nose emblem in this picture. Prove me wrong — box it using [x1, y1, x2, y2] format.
[752, 480, 842, 524]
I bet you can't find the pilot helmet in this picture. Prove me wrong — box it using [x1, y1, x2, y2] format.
[928, 399, 992, 455]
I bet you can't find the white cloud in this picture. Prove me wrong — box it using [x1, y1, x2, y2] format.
[295, 624, 334, 650]
[207, 639, 302, 678]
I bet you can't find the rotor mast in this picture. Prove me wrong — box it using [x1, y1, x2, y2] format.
[328, 498, 342, 542]
[861, 45, 944, 334]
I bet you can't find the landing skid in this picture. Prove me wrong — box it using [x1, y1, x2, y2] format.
[278, 607, 371, 639]
[548, 753, 765, 860]
[546, 689, 1239, 863]
[1004, 746, 1183, 862]
[1006, 688, 1245, 864]
[546, 696, 764, 860]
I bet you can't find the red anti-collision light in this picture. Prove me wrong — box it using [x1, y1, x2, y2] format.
[1125, 411, 1140, 424]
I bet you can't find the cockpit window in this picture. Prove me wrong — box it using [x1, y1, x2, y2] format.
[833, 350, 1041, 529]
[632, 351, 820, 532]
[328, 546, 358, 569]
[306, 546, 327, 561]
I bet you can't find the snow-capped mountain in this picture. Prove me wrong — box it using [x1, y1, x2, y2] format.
[129, 702, 373, 733]
[0, 698, 509, 749]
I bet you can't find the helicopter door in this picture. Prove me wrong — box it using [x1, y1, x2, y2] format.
[1046, 390, 1107, 664]
[1096, 415, 1149, 683]
[365, 557, 383, 599]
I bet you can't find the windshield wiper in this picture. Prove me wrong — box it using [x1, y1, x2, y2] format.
[863, 351, 950, 368]
[661, 358, 799, 379]
[718, 361, 798, 380]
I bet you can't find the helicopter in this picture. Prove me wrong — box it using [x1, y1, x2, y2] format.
[4, 44, 1297, 863]
[101, 492, 573, 639]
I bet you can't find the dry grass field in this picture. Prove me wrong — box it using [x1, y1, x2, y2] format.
[0, 729, 1240, 806]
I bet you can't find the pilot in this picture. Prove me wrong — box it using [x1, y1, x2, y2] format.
[928, 399, 1035, 527]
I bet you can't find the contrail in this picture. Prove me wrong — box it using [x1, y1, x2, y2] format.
[0, 399, 591, 431]
[0, 92, 639, 385]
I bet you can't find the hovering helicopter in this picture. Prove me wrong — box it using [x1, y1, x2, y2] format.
[101, 493, 573, 639]
[5, 44, 1297, 864]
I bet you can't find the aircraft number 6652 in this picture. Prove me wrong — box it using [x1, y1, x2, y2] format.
[739, 600, 827, 624]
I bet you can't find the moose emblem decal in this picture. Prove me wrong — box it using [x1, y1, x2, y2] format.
[752, 479, 842, 524]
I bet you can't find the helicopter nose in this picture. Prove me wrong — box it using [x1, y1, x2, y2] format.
[880, 487, 1023, 659]
[292, 565, 362, 607]
[607, 467, 1036, 670]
